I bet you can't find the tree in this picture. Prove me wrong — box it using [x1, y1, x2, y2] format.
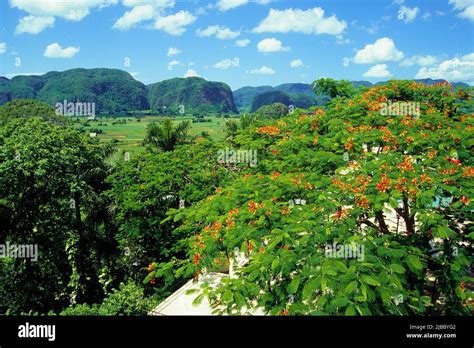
[313, 78, 356, 99]
[144, 118, 190, 152]
[0, 99, 68, 127]
[158, 80, 473, 315]
[224, 119, 239, 144]
[254, 103, 289, 119]
[0, 118, 115, 313]
[240, 113, 257, 130]
[107, 139, 234, 290]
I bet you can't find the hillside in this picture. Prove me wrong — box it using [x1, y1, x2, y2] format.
[1, 69, 469, 116]
[148, 77, 237, 115]
[248, 89, 325, 112]
[235, 83, 328, 112]
[274, 83, 314, 95]
[250, 90, 291, 112]
[0, 68, 149, 114]
[232, 85, 274, 111]
[235, 79, 469, 112]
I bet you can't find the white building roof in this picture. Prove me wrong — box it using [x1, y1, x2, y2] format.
[149, 272, 265, 316]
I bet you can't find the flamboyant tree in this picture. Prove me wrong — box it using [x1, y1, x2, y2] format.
[152, 81, 473, 315]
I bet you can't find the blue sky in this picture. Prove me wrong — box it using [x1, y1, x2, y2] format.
[0, 0, 473, 90]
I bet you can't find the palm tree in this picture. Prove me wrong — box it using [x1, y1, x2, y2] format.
[144, 118, 190, 152]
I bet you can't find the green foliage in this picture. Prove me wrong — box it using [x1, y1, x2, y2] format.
[106, 138, 234, 285]
[0, 75, 44, 102]
[163, 80, 473, 316]
[144, 118, 190, 152]
[240, 113, 258, 129]
[250, 90, 291, 112]
[0, 69, 149, 114]
[148, 77, 237, 115]
[0, 118, 117, 314]
[313, 78, 357, 99]
[60, 282, 155, 316]
[254, 103, 289, 119]
[224, 119, 239, 143]
[250, 90, 322, 113]
[0, 99, 68, 126]
[1, 77, 472, 317]
[233, 86, 273, 111]
[234, 83, 325, 112]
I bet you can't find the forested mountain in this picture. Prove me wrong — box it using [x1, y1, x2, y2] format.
[148, 77, 238, 115]
[0, 69, 470, 116]
[235, 79, 469, 112]
[0, 68, 149, 114]
[232, 85, 274, 112]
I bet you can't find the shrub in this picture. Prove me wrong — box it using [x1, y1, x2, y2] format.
[60, 282, 155, 316]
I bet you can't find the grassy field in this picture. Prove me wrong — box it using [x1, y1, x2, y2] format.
[73, 115, 227, 156]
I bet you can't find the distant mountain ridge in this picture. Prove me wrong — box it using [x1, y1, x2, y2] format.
[234, 79, 470, 112]
[234, 83, 325, 112]
[0, 68, 149, 113]
[148, 77, 237, 115]
[0, 69, 470, 115]
[0, 69, 237, 115]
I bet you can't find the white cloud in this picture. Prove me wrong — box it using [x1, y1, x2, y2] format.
[113, 4, 154, 30]
[400, 55, 437, 67]
[123, 0, 174, 7]
[362, 64, 392, 78]
[235, 39, 250, 47]
[167, 47, 181, 56]
[398, 5, 419, 23]
[217, 0, 248, 11]
[167, 60, 180, 70]
[11, 0, 117, 33]
[415, 53, 474, 82]
[336, 36, 352, 45]
[248, 66, 275, 74]
[43, 43, 80, 58]
[15, 15, 55, 34]
[10, 0, 117, 20]
[290, 59, 304, 68]
[422, 12, 431, 20]
[449, 0, 474, 21]
[257, 38, 289, 53]
[113, 0, 175, 30]
[155, 10, 196, 35]
[196, 25, 240, 39]
[0, 43, 6, 54]
[253, 7, 347, 36]
[353, 37, 404, 64]
[214, 57, 239, 69]
[184, 69, 199, 78]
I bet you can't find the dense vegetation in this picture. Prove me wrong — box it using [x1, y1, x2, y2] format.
[250, 90, 323, 112]
[236, 83, 326, 113]
[152, 80, 474, 315]
[0, 79, 472, 316]
[2, 69, 470, 117]
[148, 77, 237, 115]
[0, 99, 69, 126]
[235, 79, 469, 113]
[254, 103, 289, 119]
[0, 69, 149, 114]
[233, 85, 274, 111]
